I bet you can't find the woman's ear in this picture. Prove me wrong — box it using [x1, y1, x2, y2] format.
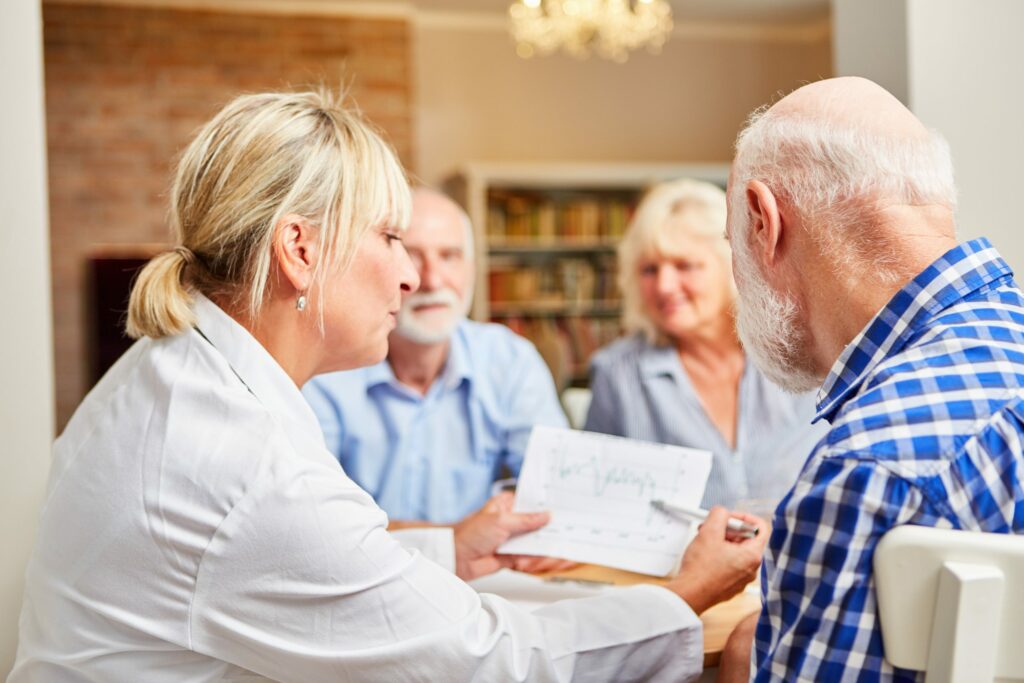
[273, 214, 319, 295]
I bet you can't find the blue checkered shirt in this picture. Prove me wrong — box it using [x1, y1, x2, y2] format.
[754, 238, 1024, 681]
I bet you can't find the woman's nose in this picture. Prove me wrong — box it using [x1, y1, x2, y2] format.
[655, 264, 678, 293]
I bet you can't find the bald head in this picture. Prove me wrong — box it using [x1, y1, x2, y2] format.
[730, 77, 957, 280]
[769, 76, 929, 142]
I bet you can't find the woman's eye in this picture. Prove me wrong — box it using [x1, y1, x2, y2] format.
[385, 232, 403, 244]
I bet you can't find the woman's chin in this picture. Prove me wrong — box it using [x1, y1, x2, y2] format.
[319, 342, 389, 376]
[359, 342, 390, 369]
[660, 318, 700, 339]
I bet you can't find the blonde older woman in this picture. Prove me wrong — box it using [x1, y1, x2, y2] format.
[10, 93, 766, 682]
[585, 179, 826, 511]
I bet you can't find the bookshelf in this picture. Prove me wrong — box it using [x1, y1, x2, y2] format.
[444, 162, 730, 389]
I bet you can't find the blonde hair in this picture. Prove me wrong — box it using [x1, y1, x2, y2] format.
[126, 89, 410, 339]
[618, 178, 731, 343]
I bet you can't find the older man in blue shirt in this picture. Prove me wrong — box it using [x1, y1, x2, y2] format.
[304, 188, 567, 524]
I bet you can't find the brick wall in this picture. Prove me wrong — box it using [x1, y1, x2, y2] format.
[43, 3, 413, 428]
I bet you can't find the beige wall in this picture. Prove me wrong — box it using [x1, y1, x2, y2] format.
[413, 18, 833, 186]
[833, 0, 1024, 274]
[906, 0, 1024, 274]
[832, 0, 908, 103]
[0, 0, 55, 675]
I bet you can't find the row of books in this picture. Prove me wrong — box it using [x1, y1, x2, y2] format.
[487, 256, 619, 306]
[499, 315, 622, 388]
[486, 190, 634, 243]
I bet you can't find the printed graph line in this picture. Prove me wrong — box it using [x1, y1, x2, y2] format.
[543, 486, 680, 505]
[546, 452, 690, 499]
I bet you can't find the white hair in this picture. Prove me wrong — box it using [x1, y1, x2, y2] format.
[730, 107, 958, 280]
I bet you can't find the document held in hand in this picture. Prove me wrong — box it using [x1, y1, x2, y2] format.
[499, 426, 713, 576]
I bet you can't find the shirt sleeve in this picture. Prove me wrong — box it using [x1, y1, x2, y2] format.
[753, 454, 934, 682]
[501, 340, 569, 478]
[190, 442, 704, 682]
[301, 376, 347, 459]
[583, 359, 624, 436]
[390, 526, 456, 573]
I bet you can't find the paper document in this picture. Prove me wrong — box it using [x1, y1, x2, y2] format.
[499, 426, 712, 576]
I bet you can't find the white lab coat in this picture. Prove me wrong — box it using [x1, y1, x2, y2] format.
[9, 295, 703, 682]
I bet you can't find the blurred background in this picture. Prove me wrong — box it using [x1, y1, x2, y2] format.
[3, 0, 1023, 674]
[40, 0, 833, 427]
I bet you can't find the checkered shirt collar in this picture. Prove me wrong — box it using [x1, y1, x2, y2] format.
[814, 237, 1011, 422]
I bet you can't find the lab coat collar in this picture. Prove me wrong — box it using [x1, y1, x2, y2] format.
[191, 294, 326, 450]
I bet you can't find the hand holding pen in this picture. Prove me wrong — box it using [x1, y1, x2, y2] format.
[663, 506, 769, 614]
[650, 499, 762, 540]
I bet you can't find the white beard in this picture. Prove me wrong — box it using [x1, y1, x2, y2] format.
[730, 220, 822, 394]
[395, 288, 464, 344]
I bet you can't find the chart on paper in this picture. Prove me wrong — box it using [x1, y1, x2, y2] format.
[499, 426, 712, 576]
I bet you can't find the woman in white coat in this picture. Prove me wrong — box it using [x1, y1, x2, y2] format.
[10, 90, 766, 682]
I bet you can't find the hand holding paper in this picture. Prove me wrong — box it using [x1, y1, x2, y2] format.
[499, 426, 713, 576]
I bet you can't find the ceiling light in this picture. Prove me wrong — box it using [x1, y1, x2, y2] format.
[509, 0, 674, 63]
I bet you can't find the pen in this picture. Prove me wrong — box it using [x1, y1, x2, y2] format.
[650, 499, 760, 539]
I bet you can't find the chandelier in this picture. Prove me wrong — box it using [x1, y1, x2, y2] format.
[509, 0, 674, 63]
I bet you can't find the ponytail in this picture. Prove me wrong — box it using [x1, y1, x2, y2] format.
[125, 247, 196, 339]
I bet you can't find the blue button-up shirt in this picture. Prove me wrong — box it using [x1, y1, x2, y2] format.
[584, 334, 827, 510]
[303, 320, 568, 523]
[755, 238, 1024, 681]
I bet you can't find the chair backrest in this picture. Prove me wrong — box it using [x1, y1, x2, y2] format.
[560, 387, 592, 430]
[874, 525, 1024, 683]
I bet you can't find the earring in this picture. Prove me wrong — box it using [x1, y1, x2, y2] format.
[296, 293, 307, 311]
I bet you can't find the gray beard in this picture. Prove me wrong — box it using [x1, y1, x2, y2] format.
[394, 288, 466, 345]
[732, 240, 822, 394]
[395, 309, 460, 344]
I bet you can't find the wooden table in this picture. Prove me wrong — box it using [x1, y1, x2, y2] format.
[541, 564, 761, 668]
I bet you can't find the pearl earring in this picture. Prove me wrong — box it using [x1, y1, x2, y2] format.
[296, 294, 307, 311]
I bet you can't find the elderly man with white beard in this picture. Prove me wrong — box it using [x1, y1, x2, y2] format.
[304, 188, 568, 526]
[716, 76, 1024, 682]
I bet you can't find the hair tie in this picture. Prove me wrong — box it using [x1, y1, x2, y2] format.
[173, 245, 196, 266]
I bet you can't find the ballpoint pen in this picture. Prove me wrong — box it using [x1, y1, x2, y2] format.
[650, 499, 760, 539]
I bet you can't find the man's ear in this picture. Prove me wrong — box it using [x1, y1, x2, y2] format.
[745, 180, 784, 266]
[273, 214, 319, 295]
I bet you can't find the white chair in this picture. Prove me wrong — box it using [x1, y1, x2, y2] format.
[874, 525, 1024, 682]
[560, 387, 592, 430]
